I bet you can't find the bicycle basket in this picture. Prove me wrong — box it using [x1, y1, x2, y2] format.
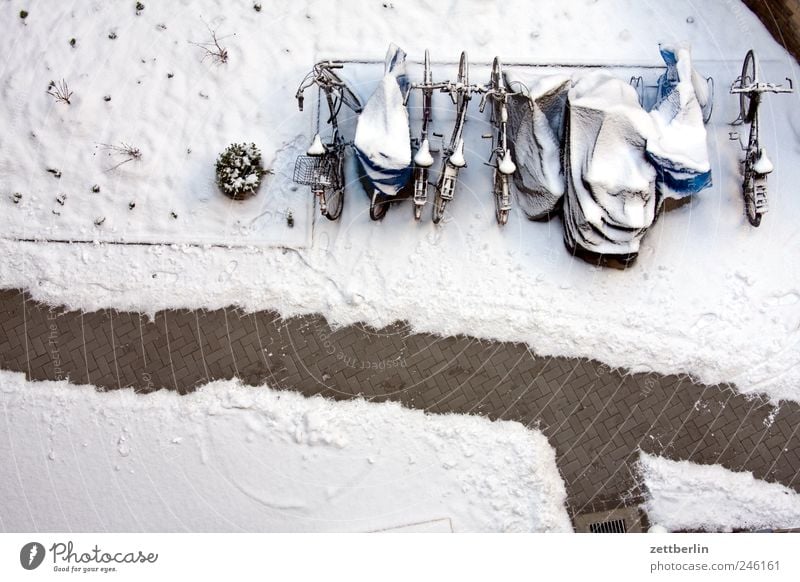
[293, 155, 336, 187]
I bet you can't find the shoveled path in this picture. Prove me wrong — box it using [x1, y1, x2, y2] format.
[1, 289, 799, 519]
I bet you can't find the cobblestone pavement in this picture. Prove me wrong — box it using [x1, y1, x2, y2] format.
[2, 289, 799, 520]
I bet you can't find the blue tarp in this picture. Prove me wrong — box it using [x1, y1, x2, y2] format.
[645, 45, 712, 200]
[353, 44, 412, 197]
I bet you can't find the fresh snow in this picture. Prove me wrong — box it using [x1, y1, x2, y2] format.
[0, 370, 571, 532]
[639, 452, 800, 532]
[1, 1, 800, 405]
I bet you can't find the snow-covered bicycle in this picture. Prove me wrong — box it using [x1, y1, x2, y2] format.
[729, 50, 793, 227]
[294, 61, 363, 221]
[479, 57, 521, 225]
[432, 52, 482, 224]
[403, 50, 449, 220]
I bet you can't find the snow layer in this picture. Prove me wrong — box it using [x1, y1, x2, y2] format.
[2, 1, 800, 405]
[639, 452, 800, 532]
[0, 370, 571, 532]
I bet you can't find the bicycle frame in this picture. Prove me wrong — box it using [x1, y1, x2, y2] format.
[437, 81, 474, 198]
[729, 50, 793, 226]
[294, 61, 362, 220]
[404, 50, 449, 219]
[479, 59, 523, 225]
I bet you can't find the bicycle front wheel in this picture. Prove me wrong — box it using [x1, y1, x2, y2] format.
[740, 50, 758, 124]
[369, 190, 389, 221]
[743, 177, 762, 227]
[494, 171, 509, 226]
[432, 191, 448, 224]
[321, 154, 344, 221]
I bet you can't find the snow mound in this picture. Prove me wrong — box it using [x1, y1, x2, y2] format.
[639, 452, 800, 532]
[0, 370, 571, 532]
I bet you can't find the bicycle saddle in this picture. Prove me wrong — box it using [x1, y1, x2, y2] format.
[414, 139, 435, 168]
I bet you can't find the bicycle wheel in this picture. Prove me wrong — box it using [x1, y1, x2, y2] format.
[743, 170, 761, 227]
[494, 171, 509, 226]
[740, 50, 758, 124]
[412, 168, 427, 221]
[432, 191, 448, 224]
[369, 190, 389, 221]
[322, 153, 344, 221]
[456, 51, 468, 111]
[491, 57, 501, 92]
[424, 49, 431, 84]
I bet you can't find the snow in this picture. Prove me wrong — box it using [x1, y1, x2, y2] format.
[1, 1, 800, 405]
[639, 452, 800, 532]
[0, 370, 571, 532]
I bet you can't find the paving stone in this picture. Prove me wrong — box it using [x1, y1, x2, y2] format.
[0, 289, 798, 519]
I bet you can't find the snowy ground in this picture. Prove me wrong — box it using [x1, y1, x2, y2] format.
[1, 1, 799, 405]
[0, 370, 571, 532]
[639, 452, 800, 532]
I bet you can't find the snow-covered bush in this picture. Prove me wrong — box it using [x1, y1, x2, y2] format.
[215, 143, 267, 200]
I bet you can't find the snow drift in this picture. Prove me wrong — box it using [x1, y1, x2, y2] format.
[639, 453, 800, 532]
[0, 370, 572, 532]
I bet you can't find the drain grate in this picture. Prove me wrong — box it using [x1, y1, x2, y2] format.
[589, 518, 627, 533]
[573, 507, 644, 533]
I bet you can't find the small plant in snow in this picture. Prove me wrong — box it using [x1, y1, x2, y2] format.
[190, 20, 230, 64]
[20, 10, 29, 20]
[99, 142, 142, 171]
[47, 79, 73, 105]
[135, 2, 145, 15]
[215, 143, 268, 200]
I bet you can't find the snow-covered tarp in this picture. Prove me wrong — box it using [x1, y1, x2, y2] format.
[563, 72, 658, 258]
[646, 45, 713, 201]
[506, 74, 571, 220]
[0, 370, 572, 532]
[354, 44, 412, 197]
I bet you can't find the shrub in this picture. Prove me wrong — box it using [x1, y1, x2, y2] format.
[215, 143, 267, 200]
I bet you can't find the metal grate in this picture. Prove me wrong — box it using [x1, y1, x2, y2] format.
[589, 518, 627, 533]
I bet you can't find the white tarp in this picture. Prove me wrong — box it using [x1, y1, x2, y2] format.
[354, 44, 412, 197]
[562, 72, 658, 258]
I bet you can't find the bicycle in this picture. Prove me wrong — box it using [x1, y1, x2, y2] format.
[293, 61, 363, 221]
[479, 57, 522, 225]
[431, 51, 482, 224]
[403, 50, 449, 220]
[729, 50, 793, 227]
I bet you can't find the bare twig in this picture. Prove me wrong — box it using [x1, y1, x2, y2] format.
[99, 142, 142, 171]
[47, 79, 73, 105]
[190, 19, 230, 64]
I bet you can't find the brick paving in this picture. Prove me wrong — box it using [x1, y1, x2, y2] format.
[1, 288, 799, 520]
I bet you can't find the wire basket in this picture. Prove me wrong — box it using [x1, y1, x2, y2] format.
[293, 155, 335, 187]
